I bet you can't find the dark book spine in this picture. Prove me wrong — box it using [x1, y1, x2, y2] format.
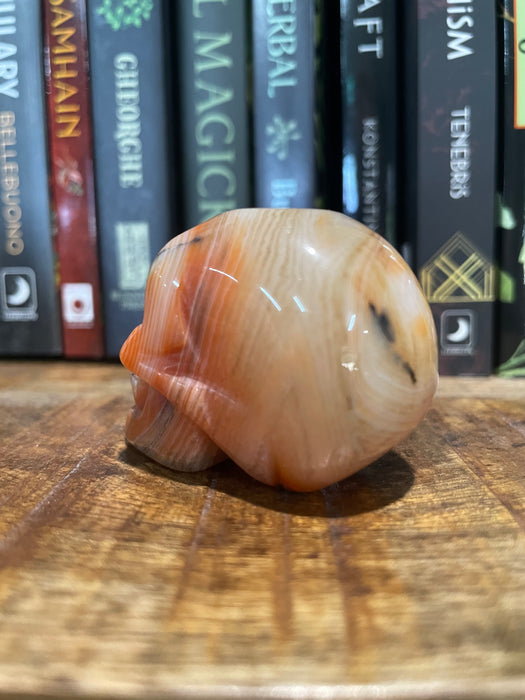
[315, 0, 342, 212]
[43, 0, 104, 358]
[495, 0, 525, 377]
[0, 1, 61, 356]
[403, 0, 497, 375]
[176, 0, 251, 230]
[252, 0, 316, 208]
[340, 0, 398, 245]
[87, 0, 173, 358]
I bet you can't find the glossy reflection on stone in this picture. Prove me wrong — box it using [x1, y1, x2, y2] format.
[120, 208, 438, 492]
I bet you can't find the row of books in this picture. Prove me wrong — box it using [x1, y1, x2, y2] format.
[0, 0, 174, 359]
[405, 0, 524, 378]
[0, 0, 523, 377]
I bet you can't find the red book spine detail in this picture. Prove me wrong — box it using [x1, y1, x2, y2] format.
[43, 0, 104, 358]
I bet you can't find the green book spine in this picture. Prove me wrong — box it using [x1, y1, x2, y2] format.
[88, 0, 174, 357]
[176, 0, 251, 230]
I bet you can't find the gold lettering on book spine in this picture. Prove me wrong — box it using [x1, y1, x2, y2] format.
[49, 0, 80, 138]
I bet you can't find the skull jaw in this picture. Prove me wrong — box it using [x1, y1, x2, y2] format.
[125, 375, 226, 472]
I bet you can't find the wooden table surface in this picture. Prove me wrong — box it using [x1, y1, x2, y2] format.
[0, 361, 524, 700]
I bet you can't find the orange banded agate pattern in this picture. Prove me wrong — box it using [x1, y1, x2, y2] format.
[120, 209, 438, 492]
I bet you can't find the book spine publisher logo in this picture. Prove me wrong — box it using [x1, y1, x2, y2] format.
[440, 309, 475, 355]
[61, 283, 95, 327]
[0, 267, 38, 321]
[420, 232, 495, 356]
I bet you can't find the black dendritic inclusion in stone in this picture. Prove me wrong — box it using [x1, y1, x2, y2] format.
[369, 302, 417, 385]
[153, 234, 205, 264]
[176, 235, 203, 247]
[369, 302, 395, 344]
[401, 360, 417, 385]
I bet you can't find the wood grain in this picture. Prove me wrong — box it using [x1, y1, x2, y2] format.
[0, 362, 523, 700]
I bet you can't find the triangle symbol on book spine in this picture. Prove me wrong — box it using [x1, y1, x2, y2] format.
[420, 231, 495, 303]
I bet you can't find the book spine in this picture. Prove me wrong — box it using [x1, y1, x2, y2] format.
[495, 0, 525, 377]
[0, 0, 62, 356]
[43, 0, 104, 358]
[87, 0, 173, 358]
[316, 0, 342, 213]
[340, 0, 398, 245]
[176, 0, 251, 230]
[252, 0, 316, 208]
[403, 0, 497, 375]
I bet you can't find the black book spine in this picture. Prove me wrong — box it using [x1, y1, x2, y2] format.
[403, 0, 497, 375]
[176, 0, 251, 230]
[252, 0, 316, 207]
[315, 0, 342, 212]
[87, 0, 173, 357]
[495, 0, 525, 376]
[340, 0, 398, 245]
[0, 0, 61, 356]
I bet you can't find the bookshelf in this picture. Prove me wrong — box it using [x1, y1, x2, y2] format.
[0, 359, 523, 699]
[1, 1, 524, 377]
